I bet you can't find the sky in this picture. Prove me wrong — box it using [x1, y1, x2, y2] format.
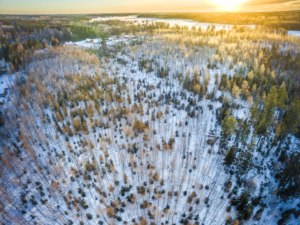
[0, 0, 299, 14]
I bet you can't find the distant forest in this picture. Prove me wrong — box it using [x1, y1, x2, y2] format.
[138, 11, 300, 30]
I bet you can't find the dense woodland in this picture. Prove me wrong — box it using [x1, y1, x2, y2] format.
[0, 15, 171, 71]
[0, 15, 300, 225]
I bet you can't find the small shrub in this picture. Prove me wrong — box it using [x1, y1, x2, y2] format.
[86, 213, 93, 220]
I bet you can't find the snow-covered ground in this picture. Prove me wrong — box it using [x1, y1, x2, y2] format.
[1, 32, 300, 225]
[65, 36, 138, 49]
[65, 38, 102, 49]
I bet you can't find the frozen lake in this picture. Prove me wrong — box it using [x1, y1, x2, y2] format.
[91, 15, 300, 36]
[288, 30, 300, 36]
[90, 15, 252, 31]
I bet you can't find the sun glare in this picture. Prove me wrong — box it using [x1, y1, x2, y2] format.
[212, 0, 247, 8]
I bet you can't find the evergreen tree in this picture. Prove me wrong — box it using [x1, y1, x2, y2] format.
[256, 86, 278, 135]
[222, 110, 237, 136]
[240, 120, 250, 147]
[235, 119, 250, 147]
[277, 97, 300, 137]
[250, 100, 261, 127]
[51, 37, 60, 47]
[277, 86, 289, 110]
[275, 97, 300, 155]
[220, 110, 237, 151]
[224, 145, 236, 166]
[217, 100, 230, 124]
[0, 113, 4, 127]
[231, 190, 253, 220]
[237, 138, 256, 174]
[234, 120, 243, 146]
[276, 150, 300, 199]
[219, 74, 228, 90]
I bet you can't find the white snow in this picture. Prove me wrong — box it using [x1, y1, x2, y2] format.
[66, 36, 139, 48]
[65, 38, 102, 49]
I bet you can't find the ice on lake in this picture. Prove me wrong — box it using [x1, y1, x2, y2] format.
[90, 15, 252, 31]
[91, 15, 300, 36]
[288, 30, 300, 36]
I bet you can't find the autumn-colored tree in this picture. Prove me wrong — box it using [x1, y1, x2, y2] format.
[192, 83, 201, 94]
[133, 118, 146, 132]
[157, 111, 163, 119]
[140, 217, 147, 225]
[56, 112, 63, 122]
[231, 220, 239, 225]
[73, 119, 81, 131]
[62, 104, 67, 117]
[125, 126, 131, 137]
[231, 82, 241, 99]
[247, 71, 253, 80]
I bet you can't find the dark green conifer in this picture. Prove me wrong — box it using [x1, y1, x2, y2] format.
[224, 146, 236, 166]
[220, 110, 237, 151]
[277, 150, 300, 199]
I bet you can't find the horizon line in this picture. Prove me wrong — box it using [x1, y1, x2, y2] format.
[1, 10, 300, 16]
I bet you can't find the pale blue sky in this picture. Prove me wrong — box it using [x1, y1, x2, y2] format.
[0, 0, 299, 14]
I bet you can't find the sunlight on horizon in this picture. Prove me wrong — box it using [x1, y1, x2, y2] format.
[212, 0, 247, 9]
[211, 0, 248, 10]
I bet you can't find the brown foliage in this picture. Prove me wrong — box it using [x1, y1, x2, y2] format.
[51, 180, 59, 189]
[231, 220, 239, 225]
[133, 118, 146, 132]
[140, 217, 147, 225]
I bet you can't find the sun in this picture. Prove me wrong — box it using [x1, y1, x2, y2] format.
[212, 0, 247, 7]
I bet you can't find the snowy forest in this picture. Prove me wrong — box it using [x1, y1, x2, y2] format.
[1, 15, 300, 225]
